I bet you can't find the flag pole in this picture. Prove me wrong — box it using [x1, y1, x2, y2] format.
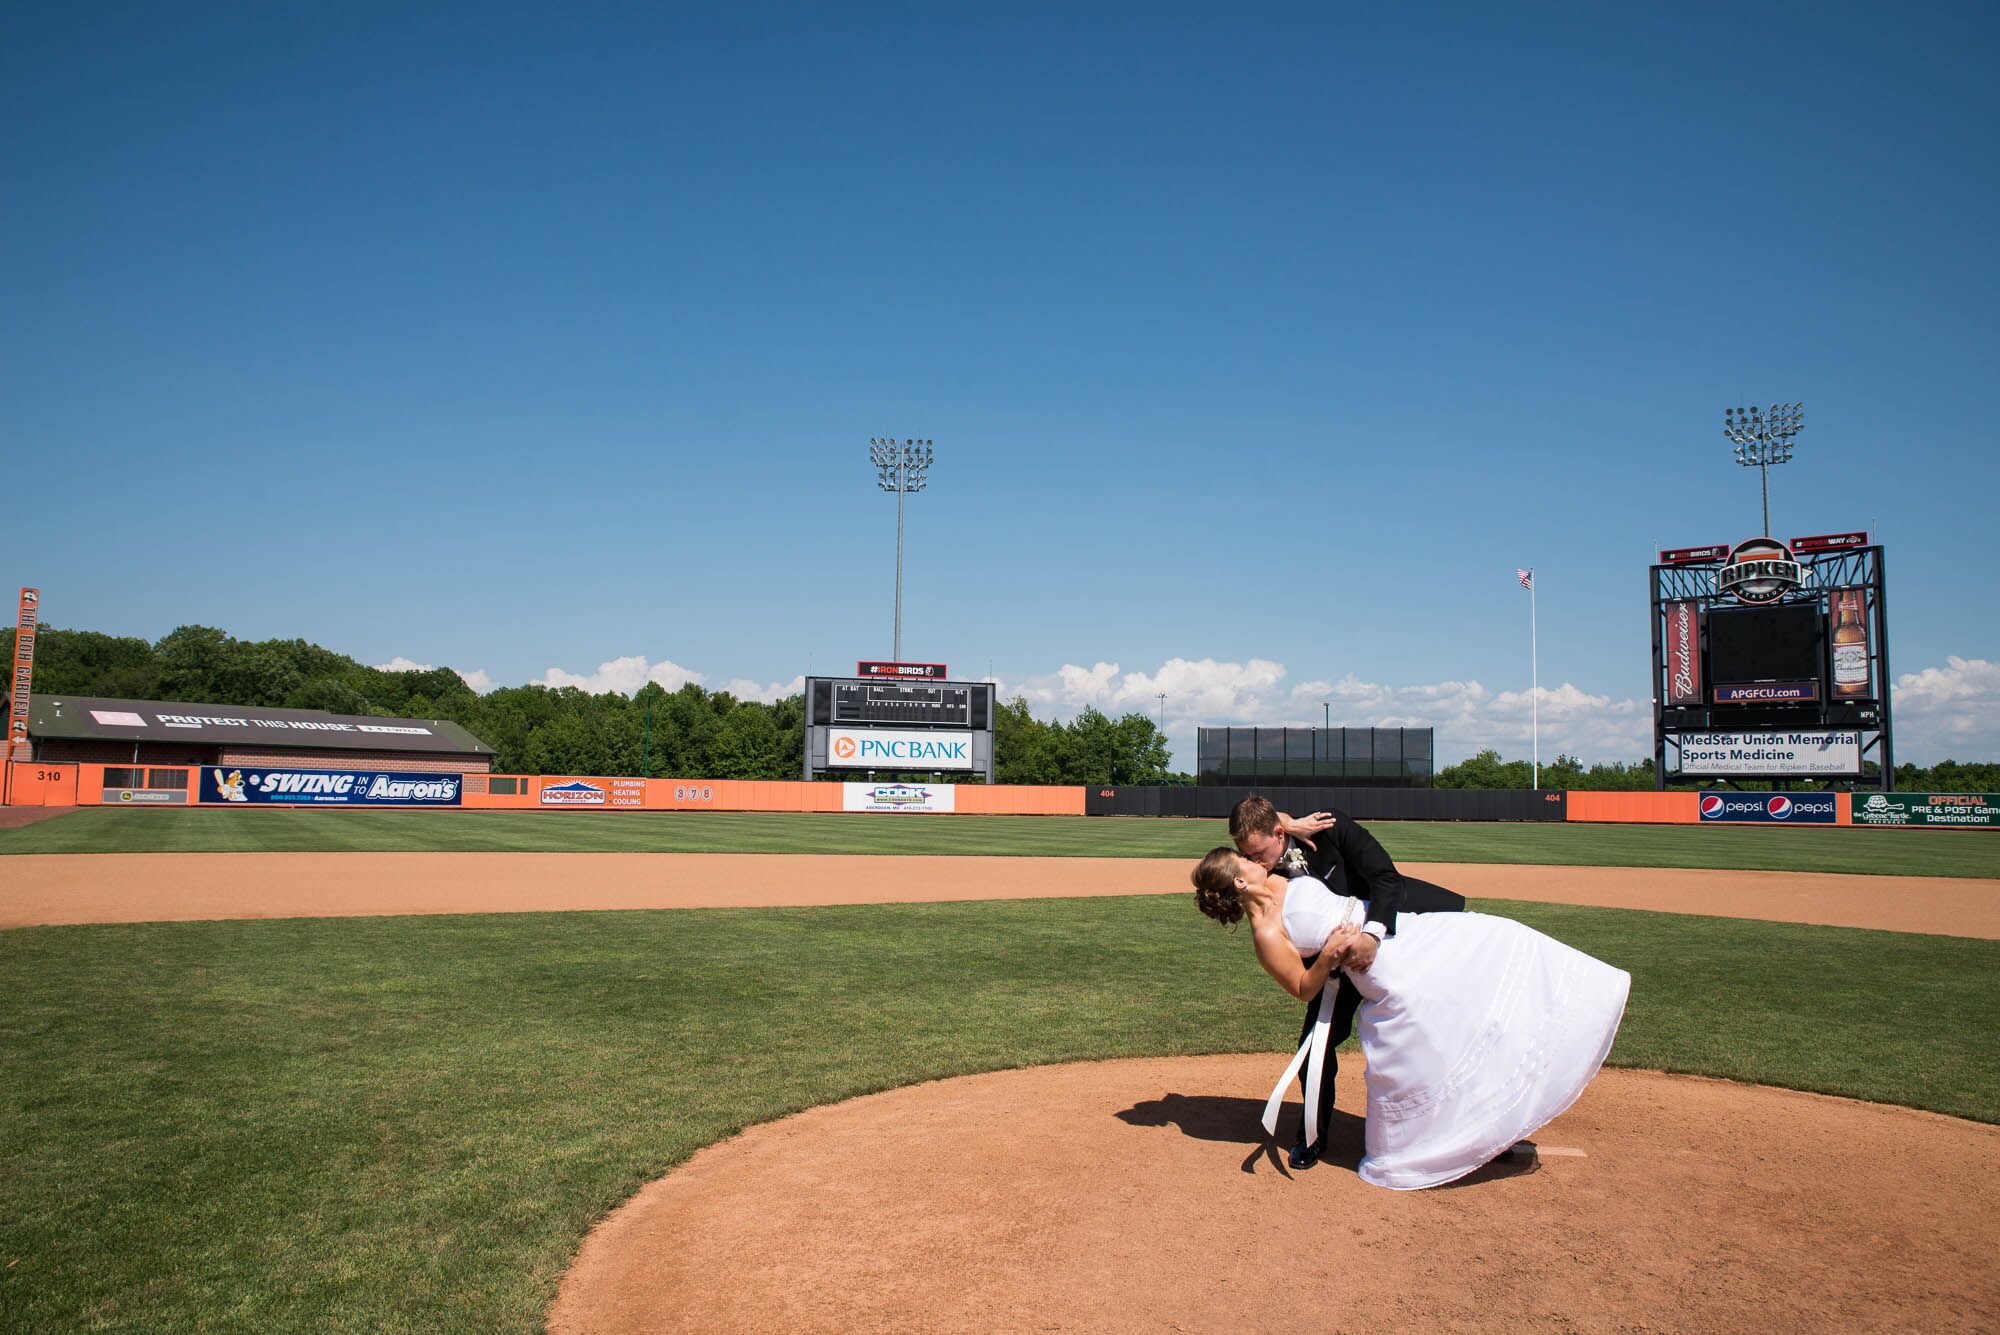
[1530, 574, 1539, 789]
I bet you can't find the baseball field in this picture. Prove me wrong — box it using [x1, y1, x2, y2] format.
[3, 810, 1997, 1332]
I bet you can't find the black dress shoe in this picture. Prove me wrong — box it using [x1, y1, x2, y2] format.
[1288, 1138, 1320, 1170]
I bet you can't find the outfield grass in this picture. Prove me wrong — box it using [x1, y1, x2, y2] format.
[1, 896, 1995, 1333]
[3, 807, 1997, 877]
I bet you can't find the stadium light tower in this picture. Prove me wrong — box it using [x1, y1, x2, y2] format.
[1724, 403, 1804, 537]
[869, 437, 933, 663]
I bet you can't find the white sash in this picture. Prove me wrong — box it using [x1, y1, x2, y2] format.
[1260, 893, 1364, 1147]
[1262, 982, 1337, 1144]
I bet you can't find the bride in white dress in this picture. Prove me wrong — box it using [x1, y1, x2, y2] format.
[1191, 847, 1630, 1190]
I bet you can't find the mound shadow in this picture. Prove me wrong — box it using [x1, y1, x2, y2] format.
[1115, 1091, 1370, 1177]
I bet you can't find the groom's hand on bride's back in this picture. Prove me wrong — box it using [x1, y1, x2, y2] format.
[1321, 925, 1376, 972]
[1344, 933, 1378, 971]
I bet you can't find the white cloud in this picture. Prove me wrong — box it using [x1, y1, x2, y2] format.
[721, 675, 806, 704]
[375, 649, 2000, 766]
[372, 657, 497, 695]
[1001, 657, 1288, 719]
[537, 655, 706, 696]
[1000, 652, 2000, 768]
[1890, 656, 2000, 762]
[1000, 658, 1648, 764]
[456, 668, 497, 694]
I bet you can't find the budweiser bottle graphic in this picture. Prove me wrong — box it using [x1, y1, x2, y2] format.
[1832, 590, 1869, 698]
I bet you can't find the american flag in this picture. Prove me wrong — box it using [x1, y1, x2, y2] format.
[1516, 568, 1534, 590]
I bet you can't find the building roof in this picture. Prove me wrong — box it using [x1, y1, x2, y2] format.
[28, 694, 495, 756]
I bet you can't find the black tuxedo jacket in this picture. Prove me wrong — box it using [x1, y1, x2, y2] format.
[1279, 808, 1465, 936]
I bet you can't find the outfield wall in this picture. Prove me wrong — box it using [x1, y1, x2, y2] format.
[1567, 791, 1698, 824]
[464, 776, 1084, 815]
[4, 759, 1989, 826]
[1085, 785, 1568, 821]
[0, 761, 1085, 816]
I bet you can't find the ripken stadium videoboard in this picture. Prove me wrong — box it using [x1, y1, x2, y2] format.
[1651, 532, 1890, 788]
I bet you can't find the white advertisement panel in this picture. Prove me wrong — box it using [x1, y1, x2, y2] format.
[1677, 730, 1862, 776]
[826, 727, 976, 771]
[843, 782, 958, 813]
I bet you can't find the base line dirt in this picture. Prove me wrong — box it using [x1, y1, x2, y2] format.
[547, 1054, 2000, 1335]
[2, 853, 1996, 937]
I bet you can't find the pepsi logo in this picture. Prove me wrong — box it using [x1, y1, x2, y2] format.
[1766, 796, 1793, 819]
[1700, 795, 1724, 818]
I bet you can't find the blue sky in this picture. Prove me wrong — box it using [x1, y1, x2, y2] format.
[4, 3, 1995, 766]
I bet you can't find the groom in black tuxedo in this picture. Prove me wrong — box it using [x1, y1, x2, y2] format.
[1229, 794, 1467, 1168]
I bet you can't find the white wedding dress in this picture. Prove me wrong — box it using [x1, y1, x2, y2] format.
[1263, 876, 1630, 1190]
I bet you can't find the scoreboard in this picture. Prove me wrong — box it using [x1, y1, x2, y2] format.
[1650, 533, 1889, 788]
[810, 678, 993, 730]
[832, 683, 975, 728]
[803, 676, 997, 780]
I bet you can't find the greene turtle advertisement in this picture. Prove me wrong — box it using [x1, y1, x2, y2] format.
[1850, 793, 1999, 828]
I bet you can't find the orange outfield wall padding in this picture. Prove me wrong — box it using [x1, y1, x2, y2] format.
[4, 761, 80, 806]
[1565, 790, 1700, 824]
[461, 776, 1082, 815]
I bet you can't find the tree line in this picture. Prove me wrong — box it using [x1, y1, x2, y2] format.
[4, 624, 1182, 784]
[7, 625, 1990, 791]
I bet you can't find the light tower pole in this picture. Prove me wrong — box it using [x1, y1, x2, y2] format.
[1724, 403, 1804, 536]
[869, 437, 933, 663]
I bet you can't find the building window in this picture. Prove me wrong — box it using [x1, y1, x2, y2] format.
[104, 767, 145, 788]
[487, 777, 522, 795]
[148, 769, 189, 789]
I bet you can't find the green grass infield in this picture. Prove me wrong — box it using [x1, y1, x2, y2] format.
[2, 896, 1995, 1332]
[4, 807, 1997, 878]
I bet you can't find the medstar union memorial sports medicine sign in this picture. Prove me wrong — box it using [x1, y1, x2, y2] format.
[1676, 730, 1861, 777]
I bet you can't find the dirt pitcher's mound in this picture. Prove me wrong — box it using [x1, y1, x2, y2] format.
[549, 1056, 2000, 1335]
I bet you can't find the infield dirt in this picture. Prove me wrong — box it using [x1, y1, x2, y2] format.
[549, 1053, 2000, 1335]
[4, 852, 1996, 937]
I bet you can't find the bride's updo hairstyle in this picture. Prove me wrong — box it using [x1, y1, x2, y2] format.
[1191, 846, 1246, 925]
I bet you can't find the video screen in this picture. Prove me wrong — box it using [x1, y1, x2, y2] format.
[1706, 603, 1823, 685]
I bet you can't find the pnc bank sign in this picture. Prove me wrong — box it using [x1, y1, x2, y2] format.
[827, 727, 975, 770]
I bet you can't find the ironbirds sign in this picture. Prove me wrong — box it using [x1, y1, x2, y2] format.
[857, 661, 948, 679]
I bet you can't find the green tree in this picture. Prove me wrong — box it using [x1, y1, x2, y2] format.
[993, 696, 1064, 784]
[16, 627, 162, 698]
[709, 706, 787, 778]
[153, 625, 238, 701]
[1539, 753, 1586, 791]
[285, 677, 371, 715]
[1434, 748, 1532, 789]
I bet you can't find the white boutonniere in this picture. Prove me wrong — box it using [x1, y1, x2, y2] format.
[1278, 847, 1310, 876]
